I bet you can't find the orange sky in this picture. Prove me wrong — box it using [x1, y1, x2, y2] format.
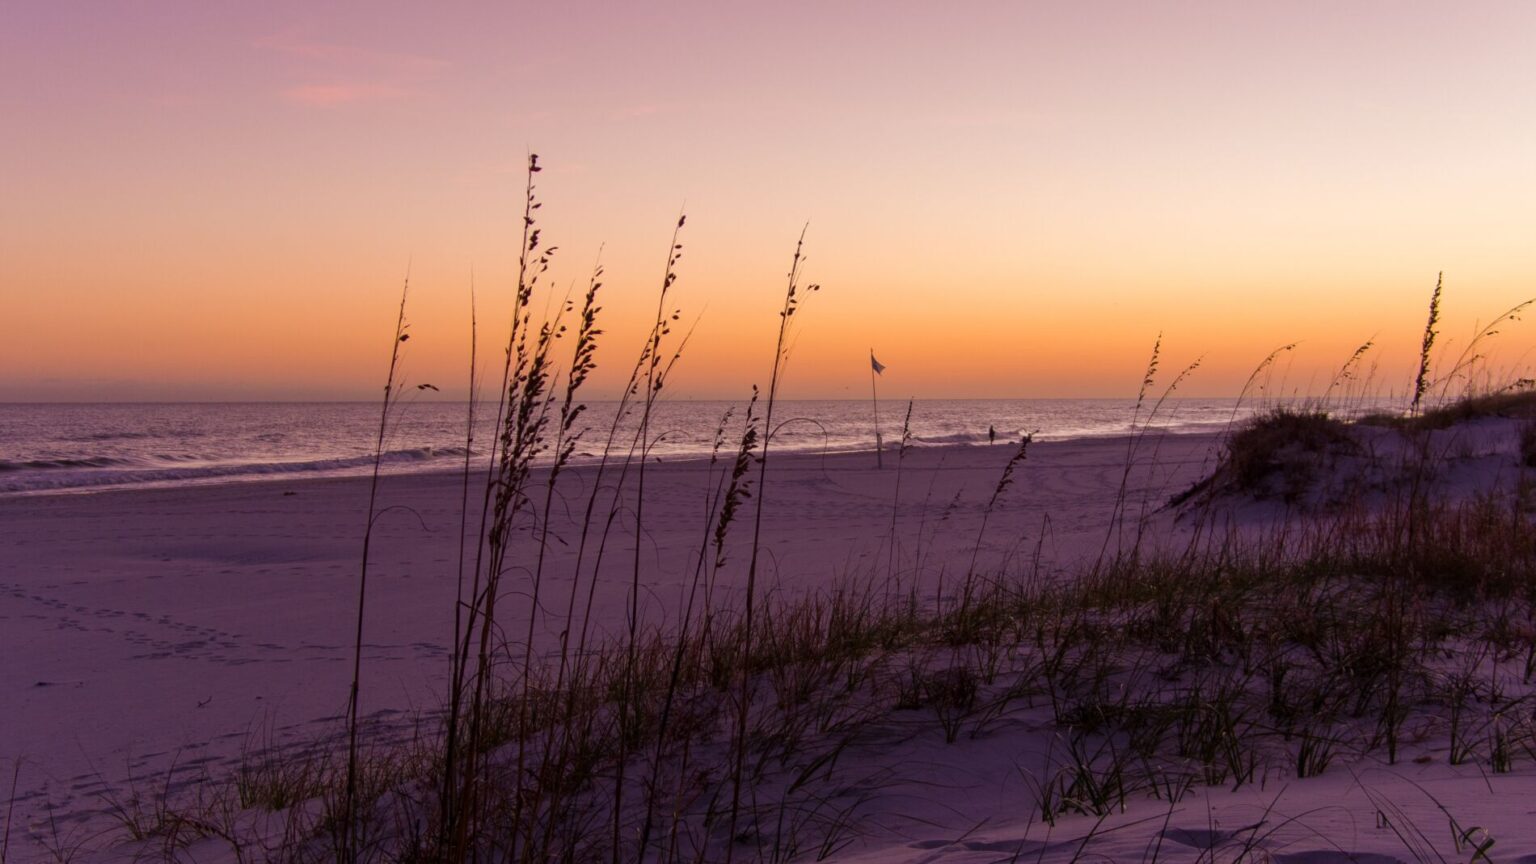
[4, 2, 1535, 401]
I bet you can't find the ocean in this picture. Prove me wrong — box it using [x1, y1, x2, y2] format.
[0, 399, 1251, 495]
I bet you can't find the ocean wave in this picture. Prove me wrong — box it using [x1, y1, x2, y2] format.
[0, 447, 469, 493]
[60, 431, 158, 442]
[1, 399, 1261, 495]
[0, 456, 137, 472]
[909, 431, 991, 446]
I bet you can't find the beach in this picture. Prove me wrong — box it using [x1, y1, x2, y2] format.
[8, 415, 1536, 862]
[2, 431, 1218, 856]
[11, 3, 1536, 859]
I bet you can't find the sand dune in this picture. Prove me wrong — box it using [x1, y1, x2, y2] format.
[7, 420, 1536, 862]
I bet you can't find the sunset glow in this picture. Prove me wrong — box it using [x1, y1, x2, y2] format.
[6, 2, 1536, 400]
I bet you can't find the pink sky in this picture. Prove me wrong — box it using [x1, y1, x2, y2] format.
[4, 2, 1535, 400]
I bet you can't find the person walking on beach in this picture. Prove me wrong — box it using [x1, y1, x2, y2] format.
[988, 424, 996, 445]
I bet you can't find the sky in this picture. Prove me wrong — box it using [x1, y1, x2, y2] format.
[4, 1, 1536, 401]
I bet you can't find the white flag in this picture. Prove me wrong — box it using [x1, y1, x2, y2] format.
[870, 352, 886, 375]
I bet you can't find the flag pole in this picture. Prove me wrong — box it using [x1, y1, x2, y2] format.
[869, 348, 883, 468]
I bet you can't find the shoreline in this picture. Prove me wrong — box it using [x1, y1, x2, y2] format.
[0, 422, 1234, 500]
[8, 410, 1536, 860]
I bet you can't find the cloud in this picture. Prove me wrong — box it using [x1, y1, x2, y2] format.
[257, 34, 446, 108]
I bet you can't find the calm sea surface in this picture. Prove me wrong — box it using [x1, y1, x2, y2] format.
[0, 400, 1252, 495]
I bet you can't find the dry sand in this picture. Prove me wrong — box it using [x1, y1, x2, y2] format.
[6, 426, 1536, 862]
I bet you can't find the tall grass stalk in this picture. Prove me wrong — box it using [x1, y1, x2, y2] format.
[342, 272, 410, 861]
[1411, 272, 1443, 416]
[727, 227, 818, 861]
[963, 432, 1034, 612]
[2, 759, 19, 864]
[447, 151, 560, 856]
[886, 400, 914, 581]
[1437, 297, 1535, 402]
[438, 275, 478, 844]
[1323, 338, 1374, 407]
[615, 214, 688, 862]
[1097, 335, 1161, 567]
[636, 398, 751, 859]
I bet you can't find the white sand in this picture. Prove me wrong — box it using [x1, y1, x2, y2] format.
[5, 425, 1535, 862]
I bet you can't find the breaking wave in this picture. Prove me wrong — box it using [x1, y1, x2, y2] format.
[0, 447, 469, 494]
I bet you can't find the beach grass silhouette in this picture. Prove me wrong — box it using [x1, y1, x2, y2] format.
[10, 162, 1536, 864]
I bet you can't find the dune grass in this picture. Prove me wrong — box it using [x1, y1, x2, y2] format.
[110, 473, 1536, 861]
[1204, 407, 1359, 503]
[48, 167, 1536, 863]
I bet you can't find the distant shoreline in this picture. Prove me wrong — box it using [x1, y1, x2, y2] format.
[0, 423, 1231, 499]
[0, 397, 1261, 496]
